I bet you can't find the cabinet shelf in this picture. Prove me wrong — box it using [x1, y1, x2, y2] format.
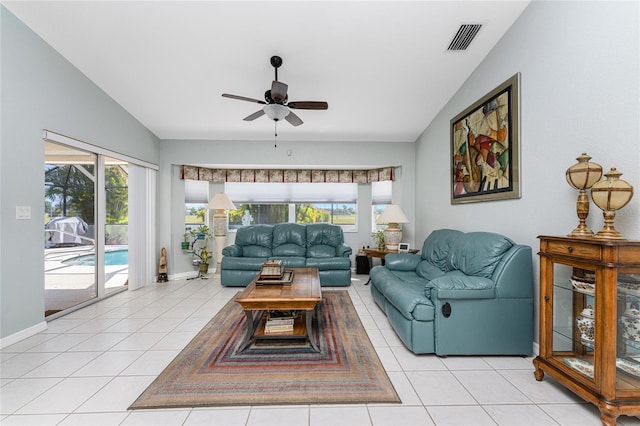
[534, 236, 640, 425]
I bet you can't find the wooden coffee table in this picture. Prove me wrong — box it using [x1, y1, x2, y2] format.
[234, 267, 322, 353]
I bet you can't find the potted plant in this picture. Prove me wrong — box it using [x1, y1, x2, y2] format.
[181, 232, 190, 250]
[190, 225, 213, 274]
[195, 246, 211, 274]
[372, 230, 385, 250]
[189, 225, 212, 242]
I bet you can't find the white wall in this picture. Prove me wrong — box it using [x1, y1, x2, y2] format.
[157, 139, 416, 276]
[415, 0, 640, 344]
[0, 7, 160, 340]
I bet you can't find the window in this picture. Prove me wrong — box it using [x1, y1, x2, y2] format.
[184, 180, 208, 231]
[225, 182, 357, 231]
[372, 180, 392, 232]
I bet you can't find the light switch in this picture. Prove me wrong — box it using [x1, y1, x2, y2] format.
[16, 206, 31, 220]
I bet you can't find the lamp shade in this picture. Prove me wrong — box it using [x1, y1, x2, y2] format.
[377, 204, 409, 224]
[591, 168, 633, 212]
[263, 104, 290, 121]
[208, 193, 237, 211]
[566, 153, 603, 190]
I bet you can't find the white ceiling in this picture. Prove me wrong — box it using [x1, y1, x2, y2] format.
[4, 1, 530, 143]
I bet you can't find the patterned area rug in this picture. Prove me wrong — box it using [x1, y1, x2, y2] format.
[129, 291, 400, 408]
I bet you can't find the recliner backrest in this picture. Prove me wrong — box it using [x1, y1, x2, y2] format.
[272, 223, 306, 257]
[421, 229, 463, 271]
[447, 231, 514, 278]
[306, 223, 344, 257]
[234, 225, 273, 257]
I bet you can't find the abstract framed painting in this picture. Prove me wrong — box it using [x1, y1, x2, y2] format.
[450, 73, 521, 204]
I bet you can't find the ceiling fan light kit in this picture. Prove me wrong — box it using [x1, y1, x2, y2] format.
[222, 55, 328, 140]
[263, 104, 289, 121]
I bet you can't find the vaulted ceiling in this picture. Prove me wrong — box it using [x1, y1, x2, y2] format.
[4, 1, 530, 143]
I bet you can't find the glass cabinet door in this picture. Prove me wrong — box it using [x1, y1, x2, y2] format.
[616, 271, 640, 394]
[551, 263, 596, 382]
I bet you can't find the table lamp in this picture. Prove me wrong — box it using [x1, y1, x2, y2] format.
[565, 153, 602, 237]
[591, 168, 633, 240]
[208, 193, 237, 275]
[377, 204, 409, 251]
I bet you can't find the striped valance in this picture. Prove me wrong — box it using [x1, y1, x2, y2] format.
[181, 166, 395, 183]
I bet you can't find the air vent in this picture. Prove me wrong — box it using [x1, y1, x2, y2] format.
[447, 24, 482, 51]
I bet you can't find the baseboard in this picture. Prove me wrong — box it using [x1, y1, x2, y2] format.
[0, 321, 48, 349]
[169, 269, 213, 281]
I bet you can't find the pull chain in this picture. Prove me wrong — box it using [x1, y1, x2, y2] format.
[274, 121, 278, 147]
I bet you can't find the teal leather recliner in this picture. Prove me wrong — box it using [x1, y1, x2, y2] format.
[370, 229, 533, 356]
[221, 223, 352, 287]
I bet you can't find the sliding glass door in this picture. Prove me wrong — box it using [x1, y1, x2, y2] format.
[44, 142, 98, 316]
[104, 157, 129, 295]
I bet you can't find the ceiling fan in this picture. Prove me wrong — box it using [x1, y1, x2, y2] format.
[222, 56, 328, 127]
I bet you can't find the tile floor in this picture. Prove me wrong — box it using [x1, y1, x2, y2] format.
[2, 274, 640, 425]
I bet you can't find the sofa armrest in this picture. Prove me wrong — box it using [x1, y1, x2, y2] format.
[385, 253, 422, 271]
[222, 244, 243, 257]
[337, 243, 352, 257]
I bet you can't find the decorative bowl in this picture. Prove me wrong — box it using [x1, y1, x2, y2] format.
[571, 277, 595, 294]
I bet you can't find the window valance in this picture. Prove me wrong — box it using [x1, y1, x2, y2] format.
[181, 166, 395, 183]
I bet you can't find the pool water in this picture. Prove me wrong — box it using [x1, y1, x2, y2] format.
[63, 249, 128, 266]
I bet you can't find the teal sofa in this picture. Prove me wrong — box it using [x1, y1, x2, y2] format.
[370, 229, 533, 356]
[221, 223, 352, 287]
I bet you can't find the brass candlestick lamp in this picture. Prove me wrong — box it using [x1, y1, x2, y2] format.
[591, 167, 634, 240]
[565, 153, 602, 237]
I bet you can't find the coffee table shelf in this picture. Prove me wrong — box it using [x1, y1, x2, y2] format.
[256, 313, 308, 337]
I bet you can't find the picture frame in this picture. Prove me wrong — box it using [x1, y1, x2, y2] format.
[450, 73, 521, 204]
[397, 243, 410, 253]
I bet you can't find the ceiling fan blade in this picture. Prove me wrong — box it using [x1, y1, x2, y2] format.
[222, 93, 266, 104]
[243, 109, 265, 121]
[285, 110, 303, 126]
[271, 81, 288, 102]
[288, 101, 328, 110]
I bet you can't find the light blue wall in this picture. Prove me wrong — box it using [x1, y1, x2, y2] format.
[157, 139, 416, 276]
[415, 0, 640, 344]
[0, 7, 160, 340]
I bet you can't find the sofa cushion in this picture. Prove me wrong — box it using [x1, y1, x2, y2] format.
[448, 232, 514, 278]
[272, 223, 307, 257]
[425, 272, 494, 294]
[384, 278, 435, 322]
[370, 267, 434, 321]
[421, 229, 463, 271]
[306, 257, 351, 271]
[220, 256, 266, 271]
[271, 256, 306, 268]
[234, 225, 273, 257]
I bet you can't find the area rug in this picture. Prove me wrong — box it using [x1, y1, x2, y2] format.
[129, 291, 400, 408]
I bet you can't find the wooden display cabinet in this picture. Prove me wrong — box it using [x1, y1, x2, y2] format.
[534, 236, 640, 425]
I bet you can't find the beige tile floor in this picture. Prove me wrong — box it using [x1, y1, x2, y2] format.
[2, 273, 640, 425]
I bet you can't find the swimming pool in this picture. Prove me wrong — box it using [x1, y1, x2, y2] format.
[63, 249, 128, 266]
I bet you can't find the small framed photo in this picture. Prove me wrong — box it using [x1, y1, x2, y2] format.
[398, 243, 410, 253]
